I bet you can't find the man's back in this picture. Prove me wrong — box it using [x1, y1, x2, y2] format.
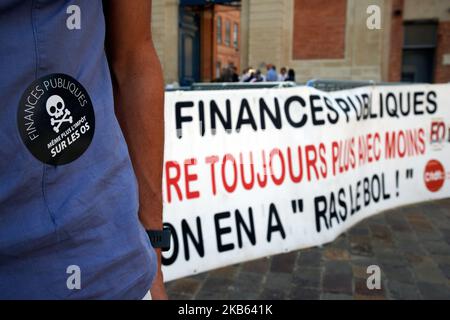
[0, 0, 156, 299]
[266, 68, 278, 82]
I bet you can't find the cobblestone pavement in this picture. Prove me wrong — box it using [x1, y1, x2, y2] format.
[166, 198, 450, 300]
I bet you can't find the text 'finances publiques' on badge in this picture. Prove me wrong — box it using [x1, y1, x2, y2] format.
[17, 73, 95, 166]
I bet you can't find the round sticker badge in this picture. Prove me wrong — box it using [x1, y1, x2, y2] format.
[17, 73, 95, 165]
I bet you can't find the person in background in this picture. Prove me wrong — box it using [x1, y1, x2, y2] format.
[278, 67, 287, 81]
[285, 68, 296, 82]
[250, 69, 264, 82]
[243, 68, 256, 82]
[231, 65, 240, 82]
[266, 64, 278, 82]
[240, 67, 250, 82]
[220, 66, 233, 82]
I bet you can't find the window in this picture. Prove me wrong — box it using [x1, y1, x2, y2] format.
[225, 20, 231, 46]
[233, 23, 238, 49]
[401, 22, 437, 83]
[217, 17, 222, 44]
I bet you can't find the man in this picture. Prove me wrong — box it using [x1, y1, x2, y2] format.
[230, 65, 239, 83]
[266, 64, 278, 82]
[278, 67, 287, 81]
[250, 69, 265, 83]
[241, 67, 255, 82]
[0, 0, 166, 299]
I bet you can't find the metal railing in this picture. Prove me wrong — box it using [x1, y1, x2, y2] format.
[166, 79, 414, 92]
[306, 79, 415, 92]
[166, 81, 298, 91]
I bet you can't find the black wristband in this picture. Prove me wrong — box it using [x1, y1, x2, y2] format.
[146, 227, 171, 252]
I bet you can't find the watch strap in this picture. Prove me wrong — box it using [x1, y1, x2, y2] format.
[146, 227, 171, 252]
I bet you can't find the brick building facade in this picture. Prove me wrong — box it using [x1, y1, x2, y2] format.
[434, 19, 450, 82]
[151, 0, 240, 85]
[201, 4, 241, 81]
[151, 0, 450, 84]
[292, 0, 347, 60]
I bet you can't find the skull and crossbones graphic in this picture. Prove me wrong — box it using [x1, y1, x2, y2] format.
[46, 95, 73, 133]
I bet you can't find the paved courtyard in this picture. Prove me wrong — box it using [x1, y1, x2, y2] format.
[166, 198, 450, 300]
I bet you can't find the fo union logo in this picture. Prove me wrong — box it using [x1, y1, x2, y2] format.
[424, 159, 446, 192]
[429, 120, 450, 150]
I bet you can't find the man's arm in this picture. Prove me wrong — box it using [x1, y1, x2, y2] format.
[103, 0, 167, 299]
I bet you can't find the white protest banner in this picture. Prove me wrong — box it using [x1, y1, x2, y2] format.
[161, 84, 450, 282]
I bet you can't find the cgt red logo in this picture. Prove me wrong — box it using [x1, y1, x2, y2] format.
[424, 159, 445, 192]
